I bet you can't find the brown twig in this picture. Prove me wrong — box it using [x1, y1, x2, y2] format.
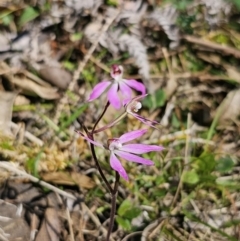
[141, 218, 165, 241]
[11, 122, 43, 146]
[0, 161, 76, 200]
[121, 231, 142, 241]
[170, 113, 192, 209]
[183, 34, 240, 58]
[81, 202, 115, 241]
[66, 207, 75, 241]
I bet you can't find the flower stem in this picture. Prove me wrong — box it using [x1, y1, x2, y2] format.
[92, 101, 110, 133]
[78, 103, 121, 241]
[77, 120, 113, 193]
[89, 141, 113, 193]
[106, 172, 120, 241]
[89, 101, 114, 193]
[93, 112, 127, 134]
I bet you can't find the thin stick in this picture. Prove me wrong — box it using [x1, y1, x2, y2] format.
[11, 122, 43, 146]
[66, 207, 75, 241]
[121, 231, 142, 241]
[141, 219, 162, 241]
[81, 202, 115, 241]
[170, 113, 191, 208]
[0, 161, 76, 200]
[184, 113, 192, 170]
[183, 34, 240, 59]
[162, 47, 173, 74]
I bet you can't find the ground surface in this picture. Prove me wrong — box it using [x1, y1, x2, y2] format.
[0, 0, 240, 240]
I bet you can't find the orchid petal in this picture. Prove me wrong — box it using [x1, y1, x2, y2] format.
[120, 144, 164, 154]
[122, 97, 132, 107]
[75, 130, 104, 148]
[88, 81, 111, 101]
[131, 113, 160, 129]
[107, 83, 121, 109]
[123, 79, 146, 94]
[115, 150, 154, 165]
[130, 94, 148, 103]
[110, 152, 128, 180]
[119, 129, 147, 143]
[119, 81, 132, 99]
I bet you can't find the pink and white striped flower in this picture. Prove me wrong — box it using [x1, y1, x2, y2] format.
[88, 65, 146, 109]
[77, 129, 164, 180]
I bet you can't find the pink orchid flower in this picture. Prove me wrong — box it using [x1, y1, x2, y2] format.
[88, 65, 146, 109]
[124, 94, 161, 129]
[77, 129, 164, 180]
